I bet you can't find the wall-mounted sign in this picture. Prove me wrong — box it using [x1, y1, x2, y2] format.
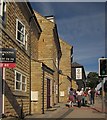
[0, 48, 16, 68]
[60, 91, 64, 96]
[31, 91, 38, 101]
[76, 68, 82, 79]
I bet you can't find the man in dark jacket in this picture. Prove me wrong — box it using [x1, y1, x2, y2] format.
[90, 88, 95, 105]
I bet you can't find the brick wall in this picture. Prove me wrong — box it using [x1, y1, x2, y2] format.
[1, 2, 40, 117]
[31, 61, 54, 114]
[34, 11, 60, 105]
[34, 12, 57, 68]
[59, 39, 72, 76]
[59, 38, 73, 102]
[59, 75, 71, 102]
[31, 61, 42, 113]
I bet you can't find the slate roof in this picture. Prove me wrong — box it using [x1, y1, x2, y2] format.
[72, 62, 83, 67]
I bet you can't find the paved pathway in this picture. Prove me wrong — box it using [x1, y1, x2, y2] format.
[25, 99, 106, 119]
[65, 106, 105, 118]
[3, 96, 107, 120]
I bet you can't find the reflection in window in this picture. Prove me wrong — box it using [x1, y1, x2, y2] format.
[16, 19, 25, 44]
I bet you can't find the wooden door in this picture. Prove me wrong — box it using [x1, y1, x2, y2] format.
[47, 78, 50, 108]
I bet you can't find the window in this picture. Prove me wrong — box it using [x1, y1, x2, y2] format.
[22, 76, 26, 91]
[15, 71, 27, 92]
[16, 19, 25, 45]
[0, 0, 6, 21]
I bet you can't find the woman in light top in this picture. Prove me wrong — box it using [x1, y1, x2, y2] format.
[76, 88, 82, 108]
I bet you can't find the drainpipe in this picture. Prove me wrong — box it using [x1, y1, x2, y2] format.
[29, 14, 35, 115]
[42, 64, 44, 114]
[58, 60, 60, 103]
[0, 68, 3, 119]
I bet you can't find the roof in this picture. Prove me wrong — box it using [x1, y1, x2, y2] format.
[27, 2, 42, 33]
[72, 62, 83, 67]
[59, 38, 73, 49]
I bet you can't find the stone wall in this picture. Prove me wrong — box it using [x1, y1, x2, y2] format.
[59, 38, 73, 102]
[34, 12, 60, 105]
[1, 2, 40, 117]
[31, 61, 54, 114]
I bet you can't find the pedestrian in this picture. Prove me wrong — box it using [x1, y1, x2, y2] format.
[90, 88, 95, 105]
[84, 91, 88, 104]
[69, 88, 74, 107]
[76, 88, 82, 108]
[88, 88, 91, 104]
[73, 89, 77, 104]
[80, 88, 85, 106]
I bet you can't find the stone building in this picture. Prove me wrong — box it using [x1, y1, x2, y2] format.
[0, 1, 41, 118]
[72, 80, 78, 90]
[59, 38, 73, 103]
[31, 12, 62, 114]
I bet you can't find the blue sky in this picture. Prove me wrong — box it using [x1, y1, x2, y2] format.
[31, 2, 105, 75]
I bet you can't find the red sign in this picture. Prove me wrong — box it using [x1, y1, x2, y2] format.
[0, 63, 16, 68]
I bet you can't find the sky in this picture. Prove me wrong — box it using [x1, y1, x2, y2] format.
[30, 2, 105, 75]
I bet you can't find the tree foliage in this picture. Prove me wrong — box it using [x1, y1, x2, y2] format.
[86, 72, 99, 88]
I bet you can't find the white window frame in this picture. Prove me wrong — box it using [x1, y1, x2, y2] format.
[15, 70, 27, 92]
[22, 75, 27, 91]
[0, 0, 6, 21]
[16, 19, 25, 45]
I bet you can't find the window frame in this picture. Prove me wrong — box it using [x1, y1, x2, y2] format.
[25, 33, 28, 50]
[16, 19, 25, 45]
[15, 70, 27, 92]
[0, 0, 6, 21]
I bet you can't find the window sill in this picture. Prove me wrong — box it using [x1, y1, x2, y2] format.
[13, 91, 28, 97]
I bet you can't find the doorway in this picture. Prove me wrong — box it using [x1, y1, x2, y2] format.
[47, 78, 51, 108]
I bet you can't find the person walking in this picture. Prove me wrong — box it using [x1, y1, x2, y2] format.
[80, 88, 85, 106]
[90, 88, 95, 105]
[84, 91, 88, 105]
[88, 88, 91, 104]
[73, 89, 77, 104]
[69, 88, 74, 107]
[76, 88, 82, 108]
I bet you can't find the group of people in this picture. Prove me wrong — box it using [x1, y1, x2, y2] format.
[68, 87, 96, 108]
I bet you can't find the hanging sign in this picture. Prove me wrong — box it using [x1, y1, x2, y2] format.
[76, 68, 82, 79]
